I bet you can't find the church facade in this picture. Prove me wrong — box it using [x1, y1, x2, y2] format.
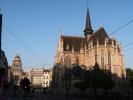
[52, 8, 126, 94]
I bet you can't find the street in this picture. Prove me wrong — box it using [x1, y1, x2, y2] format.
[4, 93, 88, 100]
[1, 89, 88, 100]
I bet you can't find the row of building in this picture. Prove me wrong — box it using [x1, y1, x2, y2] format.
[30, 68, 52, 88]
[8, 54, 52, 88]
[0, 12, 52, 91]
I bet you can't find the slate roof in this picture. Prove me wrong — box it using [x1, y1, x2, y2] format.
[61, 36, 86, 51]
[89, 27, 111, 46]
[61, 27, 112, 51]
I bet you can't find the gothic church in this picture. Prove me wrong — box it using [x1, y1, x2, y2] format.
[54, 8, 126, 78]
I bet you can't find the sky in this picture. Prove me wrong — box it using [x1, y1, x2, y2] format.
[0, 0, 133, 71]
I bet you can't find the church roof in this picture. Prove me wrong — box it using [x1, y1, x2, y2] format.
[89, 27, 111, 46]
[60, 27, 113, 52]
[61, 36, 86, 51]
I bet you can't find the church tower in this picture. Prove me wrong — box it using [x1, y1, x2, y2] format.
[84, 7, 93, 41]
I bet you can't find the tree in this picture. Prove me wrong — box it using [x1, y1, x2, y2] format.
[74, 80, 88, 91]
[20, 77, 31, 92]
[126, 68, 133, 80]
[89, 64, 114, 96]
[126, 68, 133, 90]
[74, 63, 114, 95]
[73, 69, 92, 92]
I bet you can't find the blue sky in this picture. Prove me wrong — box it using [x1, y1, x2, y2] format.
[0, 0, 133, 71]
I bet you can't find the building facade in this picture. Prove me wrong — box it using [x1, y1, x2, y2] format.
[0, 13, 8, 88]
[30, 68, 44, 87]
[43, 69, 52, 88]
[53, 8, 126, 94]
[30, 68, 52, 88]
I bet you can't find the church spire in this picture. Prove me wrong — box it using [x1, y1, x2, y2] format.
[84, 7, 93, 37]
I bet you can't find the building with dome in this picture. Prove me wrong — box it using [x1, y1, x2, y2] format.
[9, 54, 23, 85]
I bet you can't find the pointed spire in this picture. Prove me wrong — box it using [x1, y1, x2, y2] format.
[84, 6, 93, 36]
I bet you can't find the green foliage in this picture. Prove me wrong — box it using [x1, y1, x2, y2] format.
[89, 63, 114, 90]
[126, 68, 133, 89]
[20, 77, 31, 90]
[73, 81, 88, 91]
[74, 63, 114, 91]
[126, 68, 133, 80]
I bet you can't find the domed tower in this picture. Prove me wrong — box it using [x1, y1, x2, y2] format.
[11, 54, 23, 85]
[13, 54, 22, 68]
